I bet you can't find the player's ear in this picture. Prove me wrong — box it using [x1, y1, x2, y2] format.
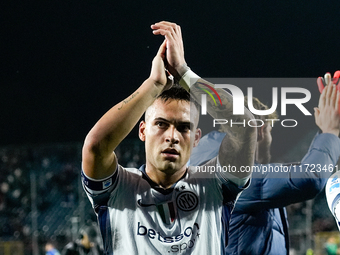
[257, 125, 265, 142]
[193, 128, 202, 147]
[139, 121, 146, 141]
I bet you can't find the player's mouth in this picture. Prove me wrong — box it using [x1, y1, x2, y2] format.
[161, 148, 180, 160]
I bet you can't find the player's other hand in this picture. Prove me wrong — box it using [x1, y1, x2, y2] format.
[314, 84, 340, 136]
[151, 21, 189, 81]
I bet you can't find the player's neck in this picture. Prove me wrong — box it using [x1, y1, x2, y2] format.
[145, 164, 187, 189]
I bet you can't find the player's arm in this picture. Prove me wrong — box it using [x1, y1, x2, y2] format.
[241, 84, 340, 211]
[289, 83, 340, 195]
[82, 41, 171, 179]
[151, 21, 256, 182]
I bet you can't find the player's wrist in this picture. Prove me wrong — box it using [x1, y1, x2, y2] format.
[176, 63, 190, 79]
[179, 68, 200, 91]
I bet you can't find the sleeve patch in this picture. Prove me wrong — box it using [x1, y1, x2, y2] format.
[81, 168, 118, 193]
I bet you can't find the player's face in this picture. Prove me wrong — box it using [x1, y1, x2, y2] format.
[140, 98, 200, 175]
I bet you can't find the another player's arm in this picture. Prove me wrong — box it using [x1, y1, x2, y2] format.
[280, 83, 340, 202]
[289, 83, 340, 192]
[247, 84, 340, 210]
[82, 41, 170, 179]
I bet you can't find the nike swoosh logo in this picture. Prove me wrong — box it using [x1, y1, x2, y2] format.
[137, 199, 156, 207]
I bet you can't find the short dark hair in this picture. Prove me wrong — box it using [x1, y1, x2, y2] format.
[157, 84, 190, 102]
[157, 84, 200, 110]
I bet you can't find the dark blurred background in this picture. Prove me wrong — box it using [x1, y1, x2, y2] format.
[2, 0, 340, 154]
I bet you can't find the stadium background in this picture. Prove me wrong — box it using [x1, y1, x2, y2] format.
[2, 1, 340, 254]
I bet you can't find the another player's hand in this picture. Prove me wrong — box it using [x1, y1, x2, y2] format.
[149, 40, 173, 92]
[317, 71, 340, 115]
[151, 21, 189, 81]
[317, 71, 340, 93]
[314, 84, 340, 136]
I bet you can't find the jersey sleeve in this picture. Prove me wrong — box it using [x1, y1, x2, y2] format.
[236, 133, 340, 211]
[81, 166, 118, 213]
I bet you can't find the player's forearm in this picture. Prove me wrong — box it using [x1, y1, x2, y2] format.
[84, 78, 163, 157]
[290, 133, 340, 194]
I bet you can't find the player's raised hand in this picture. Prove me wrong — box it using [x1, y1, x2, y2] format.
[314, 84, 340, 136]
[149, 40, 173, 92]
[151, 21, 189, 81]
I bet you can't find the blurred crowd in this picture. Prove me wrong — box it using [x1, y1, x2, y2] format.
[0, 139, 145, 254]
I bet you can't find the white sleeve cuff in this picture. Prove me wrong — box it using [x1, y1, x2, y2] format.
[179, 69, 200, 91]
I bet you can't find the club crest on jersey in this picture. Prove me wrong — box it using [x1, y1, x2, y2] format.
[176, 191, 198, 211]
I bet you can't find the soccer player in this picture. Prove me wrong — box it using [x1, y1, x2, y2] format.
[191, 84, 340, 254]
[81, 21, 256, 254]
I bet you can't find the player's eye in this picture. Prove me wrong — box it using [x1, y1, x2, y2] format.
[177, 124, 191, 133]
[156, 121, 168, 128]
